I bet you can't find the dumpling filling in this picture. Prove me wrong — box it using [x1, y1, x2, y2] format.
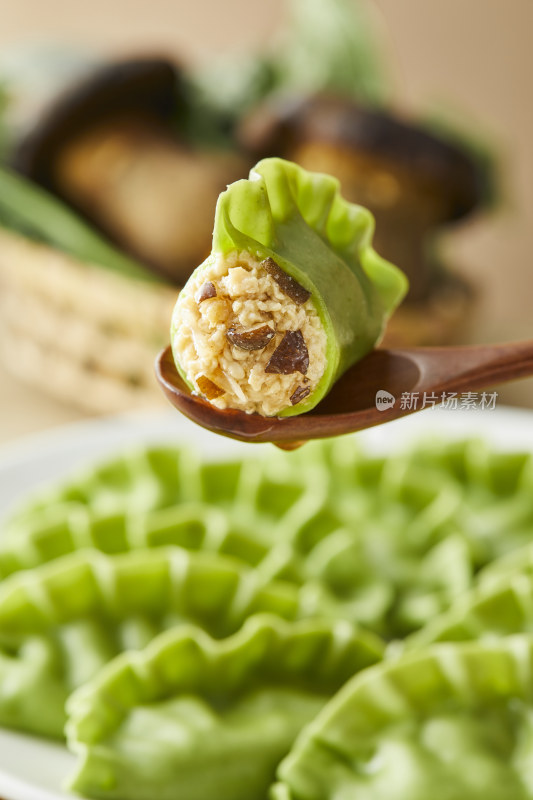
[172, 251, 327, 416]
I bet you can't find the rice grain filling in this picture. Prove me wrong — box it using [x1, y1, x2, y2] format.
[172, 251, 327, 416]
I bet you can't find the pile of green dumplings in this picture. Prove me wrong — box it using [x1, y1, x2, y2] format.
[2, 435, 533, 799]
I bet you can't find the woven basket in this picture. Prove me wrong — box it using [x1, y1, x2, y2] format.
[0, 229, 176, 412]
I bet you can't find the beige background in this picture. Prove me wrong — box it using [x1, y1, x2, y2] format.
[1, 0, 532, 443]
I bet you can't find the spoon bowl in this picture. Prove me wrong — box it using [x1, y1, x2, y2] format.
[156, 340, 533, 446]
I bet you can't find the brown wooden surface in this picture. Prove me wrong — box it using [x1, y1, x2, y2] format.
[156, 340, 533, 444]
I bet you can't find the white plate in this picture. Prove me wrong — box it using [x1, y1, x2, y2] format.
[1, 405, 533, 799]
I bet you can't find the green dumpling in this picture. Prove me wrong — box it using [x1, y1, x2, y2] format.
[66, 614, 382, 800]
[0, 546, 383, 739]
[274, 635, 533, 800]
[406, 546, 533, 650]
[171, 157, 407, 417]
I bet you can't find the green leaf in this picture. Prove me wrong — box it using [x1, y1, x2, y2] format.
[0, 165, 157, 282]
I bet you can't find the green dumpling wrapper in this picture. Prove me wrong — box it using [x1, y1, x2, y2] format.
[171, 157, 407, 417]
[274, 635, 533, 800]
[66, 613, 382, 800]
[406, 547, 533, 650]
[478, 541, 533, 590]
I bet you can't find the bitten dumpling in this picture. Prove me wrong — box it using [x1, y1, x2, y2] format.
[171, 157, 407, 417]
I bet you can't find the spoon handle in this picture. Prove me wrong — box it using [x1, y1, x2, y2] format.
[412, 339, 533, 394]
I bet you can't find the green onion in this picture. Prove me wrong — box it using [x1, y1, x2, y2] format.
[0, 165, 159, 283]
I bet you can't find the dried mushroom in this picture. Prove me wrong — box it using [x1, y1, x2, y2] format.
[265, 331, 309, 375]
[227, 324, 275, 351]
[239, 94, 486, 301]
[196, 281, 217, 303]
[12, 57, 250, 284]
[290, 385, 311, 405]
[261, 257, 311, 305]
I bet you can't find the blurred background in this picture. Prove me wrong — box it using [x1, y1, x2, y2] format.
[0, 0, 532, 443]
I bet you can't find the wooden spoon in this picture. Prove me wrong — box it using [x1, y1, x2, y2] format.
[155, 340, 533, 447]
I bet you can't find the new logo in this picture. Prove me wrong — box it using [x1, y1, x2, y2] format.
[375, 390, 396, 411]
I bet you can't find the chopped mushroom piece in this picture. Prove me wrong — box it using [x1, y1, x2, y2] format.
[226, 324, 275, 351]
[261, 257, 311, 305]
[265, 331, 310, 375]
[196, 375, 225, 399]
[196, 282, 217, 303]
[290, 385, 311, 405]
